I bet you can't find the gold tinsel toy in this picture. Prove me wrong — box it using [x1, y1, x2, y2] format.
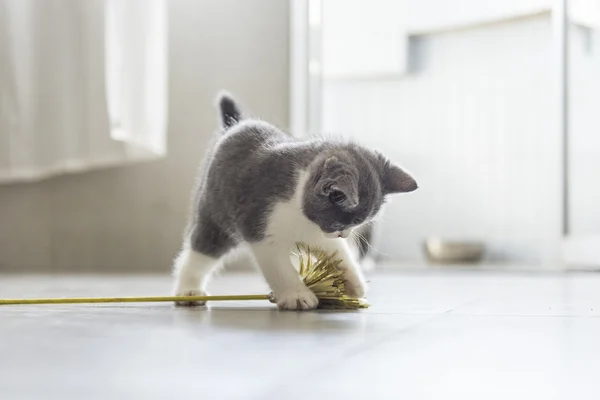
[0, 244, 369, 310]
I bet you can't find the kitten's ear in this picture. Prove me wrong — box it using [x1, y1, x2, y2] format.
[383, 163, 418, 194]
[320, 157, 359, 210]
[323, 181, 359, 209]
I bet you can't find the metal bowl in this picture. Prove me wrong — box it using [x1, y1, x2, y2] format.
[423, 237, 484, 264]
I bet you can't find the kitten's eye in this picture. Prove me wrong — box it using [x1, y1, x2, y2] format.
[352, 217, 364, 225]
[328, 190, 346, 205]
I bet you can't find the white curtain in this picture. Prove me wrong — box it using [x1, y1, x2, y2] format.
[0, 0, 167, 183]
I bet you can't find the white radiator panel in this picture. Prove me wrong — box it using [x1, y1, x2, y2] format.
[569, 26, 600, 236]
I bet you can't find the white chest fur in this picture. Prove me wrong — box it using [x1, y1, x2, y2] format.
[263, 171, 323, 245]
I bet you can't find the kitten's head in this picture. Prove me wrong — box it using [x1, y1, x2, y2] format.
[302, 145, 417, 238]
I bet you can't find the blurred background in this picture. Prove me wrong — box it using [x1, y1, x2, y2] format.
[1, 0, 599, 274]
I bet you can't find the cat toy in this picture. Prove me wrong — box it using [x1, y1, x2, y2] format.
[0, 244, 369, 310]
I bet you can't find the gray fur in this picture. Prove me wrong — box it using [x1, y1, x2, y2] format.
[187, 93, 417, 257]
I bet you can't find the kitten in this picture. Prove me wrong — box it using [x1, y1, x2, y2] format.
[172, 93, 417, 310]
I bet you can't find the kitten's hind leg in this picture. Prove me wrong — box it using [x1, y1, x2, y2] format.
[172, 219, 236, 306]
[172, 247, 221, 306]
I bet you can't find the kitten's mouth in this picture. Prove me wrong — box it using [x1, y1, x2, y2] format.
[324, 230, 350, 239]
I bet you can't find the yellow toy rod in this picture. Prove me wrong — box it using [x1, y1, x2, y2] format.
[0, 294, 272, 305]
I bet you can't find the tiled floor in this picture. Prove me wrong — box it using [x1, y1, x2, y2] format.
[1, 271, 599, 400]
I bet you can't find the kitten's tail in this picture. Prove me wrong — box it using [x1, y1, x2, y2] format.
[216, 91, 243, 130]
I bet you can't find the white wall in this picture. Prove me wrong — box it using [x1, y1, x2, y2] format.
[0, 0, 290, 273]
[322, 16, 565, 264]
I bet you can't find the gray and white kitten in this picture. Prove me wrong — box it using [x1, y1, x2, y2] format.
[173, 93, 417, 310]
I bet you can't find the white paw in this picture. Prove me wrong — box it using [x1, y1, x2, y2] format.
[360, 256, 377, 272]
[275, 290, 319, 310]
[174, 289, 207, 307]
[343, 270, 368, 298]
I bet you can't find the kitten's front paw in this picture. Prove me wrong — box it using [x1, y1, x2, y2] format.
[360, 257, 376, 272]
[275, 290, 319, 310]
[343, 270, 368, 298]
[174, 289, 207, 307]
